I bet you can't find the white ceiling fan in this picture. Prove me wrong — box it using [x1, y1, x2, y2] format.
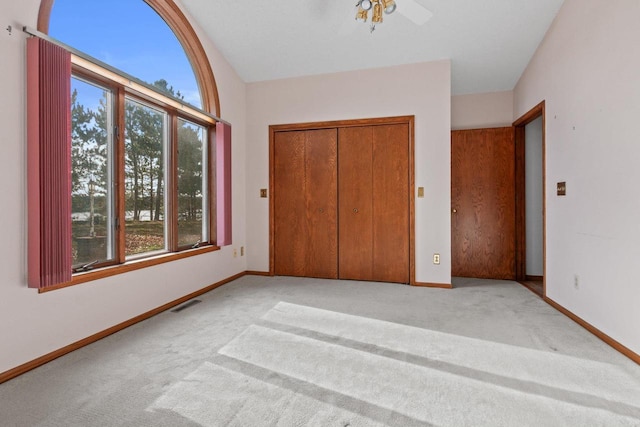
[342, 0, 433, 34]
[336, 0, 433, 36]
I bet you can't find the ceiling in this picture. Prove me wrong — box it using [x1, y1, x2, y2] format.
[181, 0, 565, 95]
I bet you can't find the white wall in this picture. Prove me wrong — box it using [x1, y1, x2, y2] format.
[514, 0, 640, 354]
[525, 117, 544, 276]
[451, 91, 513, 130]
[245, 62, 452, 285]
[0, 0, 247, 374]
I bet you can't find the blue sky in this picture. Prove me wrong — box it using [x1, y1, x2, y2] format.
[50, 0, 202, 107]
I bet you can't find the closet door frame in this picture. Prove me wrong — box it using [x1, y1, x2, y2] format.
[268, 115, 416, 285]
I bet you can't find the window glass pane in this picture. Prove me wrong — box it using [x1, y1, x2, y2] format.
[49, 0, 202, 108]
[177, 119, 208, 247]
[125, 99, 167, 257]
[71, 78, 116, 268]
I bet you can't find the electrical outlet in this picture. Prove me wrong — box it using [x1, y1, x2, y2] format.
[240, 246, 244, 256]
[574, 274, 579, 289]
[233, 249, 237, 258]
[433, 253, 440, 265]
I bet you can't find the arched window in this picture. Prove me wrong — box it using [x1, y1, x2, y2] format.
[30, 0, 228, 289]
[38, 0, 220, 115]
[50, 1, 202, 107]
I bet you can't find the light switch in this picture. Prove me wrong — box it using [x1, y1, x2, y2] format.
[260, 189, 268, 198]
[417, 187, 424, 198]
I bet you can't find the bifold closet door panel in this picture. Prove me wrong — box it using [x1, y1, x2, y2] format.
[338, 127, 374, 281]
[305, 129, 338, 278]
[274, 131, 307, 276]
[273, 129, 338, 278]
[372, 124, 410, 283]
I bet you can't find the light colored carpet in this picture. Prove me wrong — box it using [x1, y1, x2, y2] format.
[150, 361, 388, 427]
[1, 276, 639, 426]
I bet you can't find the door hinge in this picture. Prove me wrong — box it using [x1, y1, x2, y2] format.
[115, 217, 120, 229]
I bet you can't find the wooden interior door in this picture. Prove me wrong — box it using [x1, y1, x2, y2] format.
[338, 127, 374, 281]
[372, 124, 410, 283]
[273, 129, 338, 278]
[451, 127, 516, 279]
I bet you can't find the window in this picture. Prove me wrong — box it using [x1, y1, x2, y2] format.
[71, 77, 116, 267]
[29, 0, 227, 289]
[124, 98, 169, 258]
[48, 0, 202, 108]
[69, 64, 217, 273]
[39, 0, 220, 115]
[177, 119, 208, 248]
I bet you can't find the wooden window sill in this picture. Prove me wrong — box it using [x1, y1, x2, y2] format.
[38, 245, 219, 293]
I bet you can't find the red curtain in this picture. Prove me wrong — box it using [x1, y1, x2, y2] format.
[216, 122, 232, 246]
[27, 38, 72, 288]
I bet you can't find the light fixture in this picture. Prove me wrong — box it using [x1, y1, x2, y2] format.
[372, 2, 383, 23]
[356, 5, 368, 21]
[381, 0, 397, 14]
[355, 0, 397, 32]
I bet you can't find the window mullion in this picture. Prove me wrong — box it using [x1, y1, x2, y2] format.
[169, 113, 179, 252]
[116, 86, 127, 263]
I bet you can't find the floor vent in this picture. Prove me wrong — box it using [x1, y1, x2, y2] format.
[171, 299, 202, 313]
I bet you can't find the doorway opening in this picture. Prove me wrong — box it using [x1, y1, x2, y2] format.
[514, 101, 546, 297]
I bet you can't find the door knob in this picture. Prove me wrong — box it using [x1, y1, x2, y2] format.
[452, 208, 457, 213]
[353, 208, 359, 213]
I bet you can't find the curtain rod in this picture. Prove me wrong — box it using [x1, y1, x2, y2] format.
[22, 26, 229, 126]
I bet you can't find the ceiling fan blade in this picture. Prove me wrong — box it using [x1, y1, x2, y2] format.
[396, 0, 433, 26]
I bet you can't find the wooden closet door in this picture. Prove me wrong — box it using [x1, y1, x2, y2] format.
[305, 130, 338, 278]
[274, 131, 306, 276]
[372, 124, 410, 283]
[451, 127, 515, 279]
[274, 129, 338, 278]
[338, 127, 373, 281]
